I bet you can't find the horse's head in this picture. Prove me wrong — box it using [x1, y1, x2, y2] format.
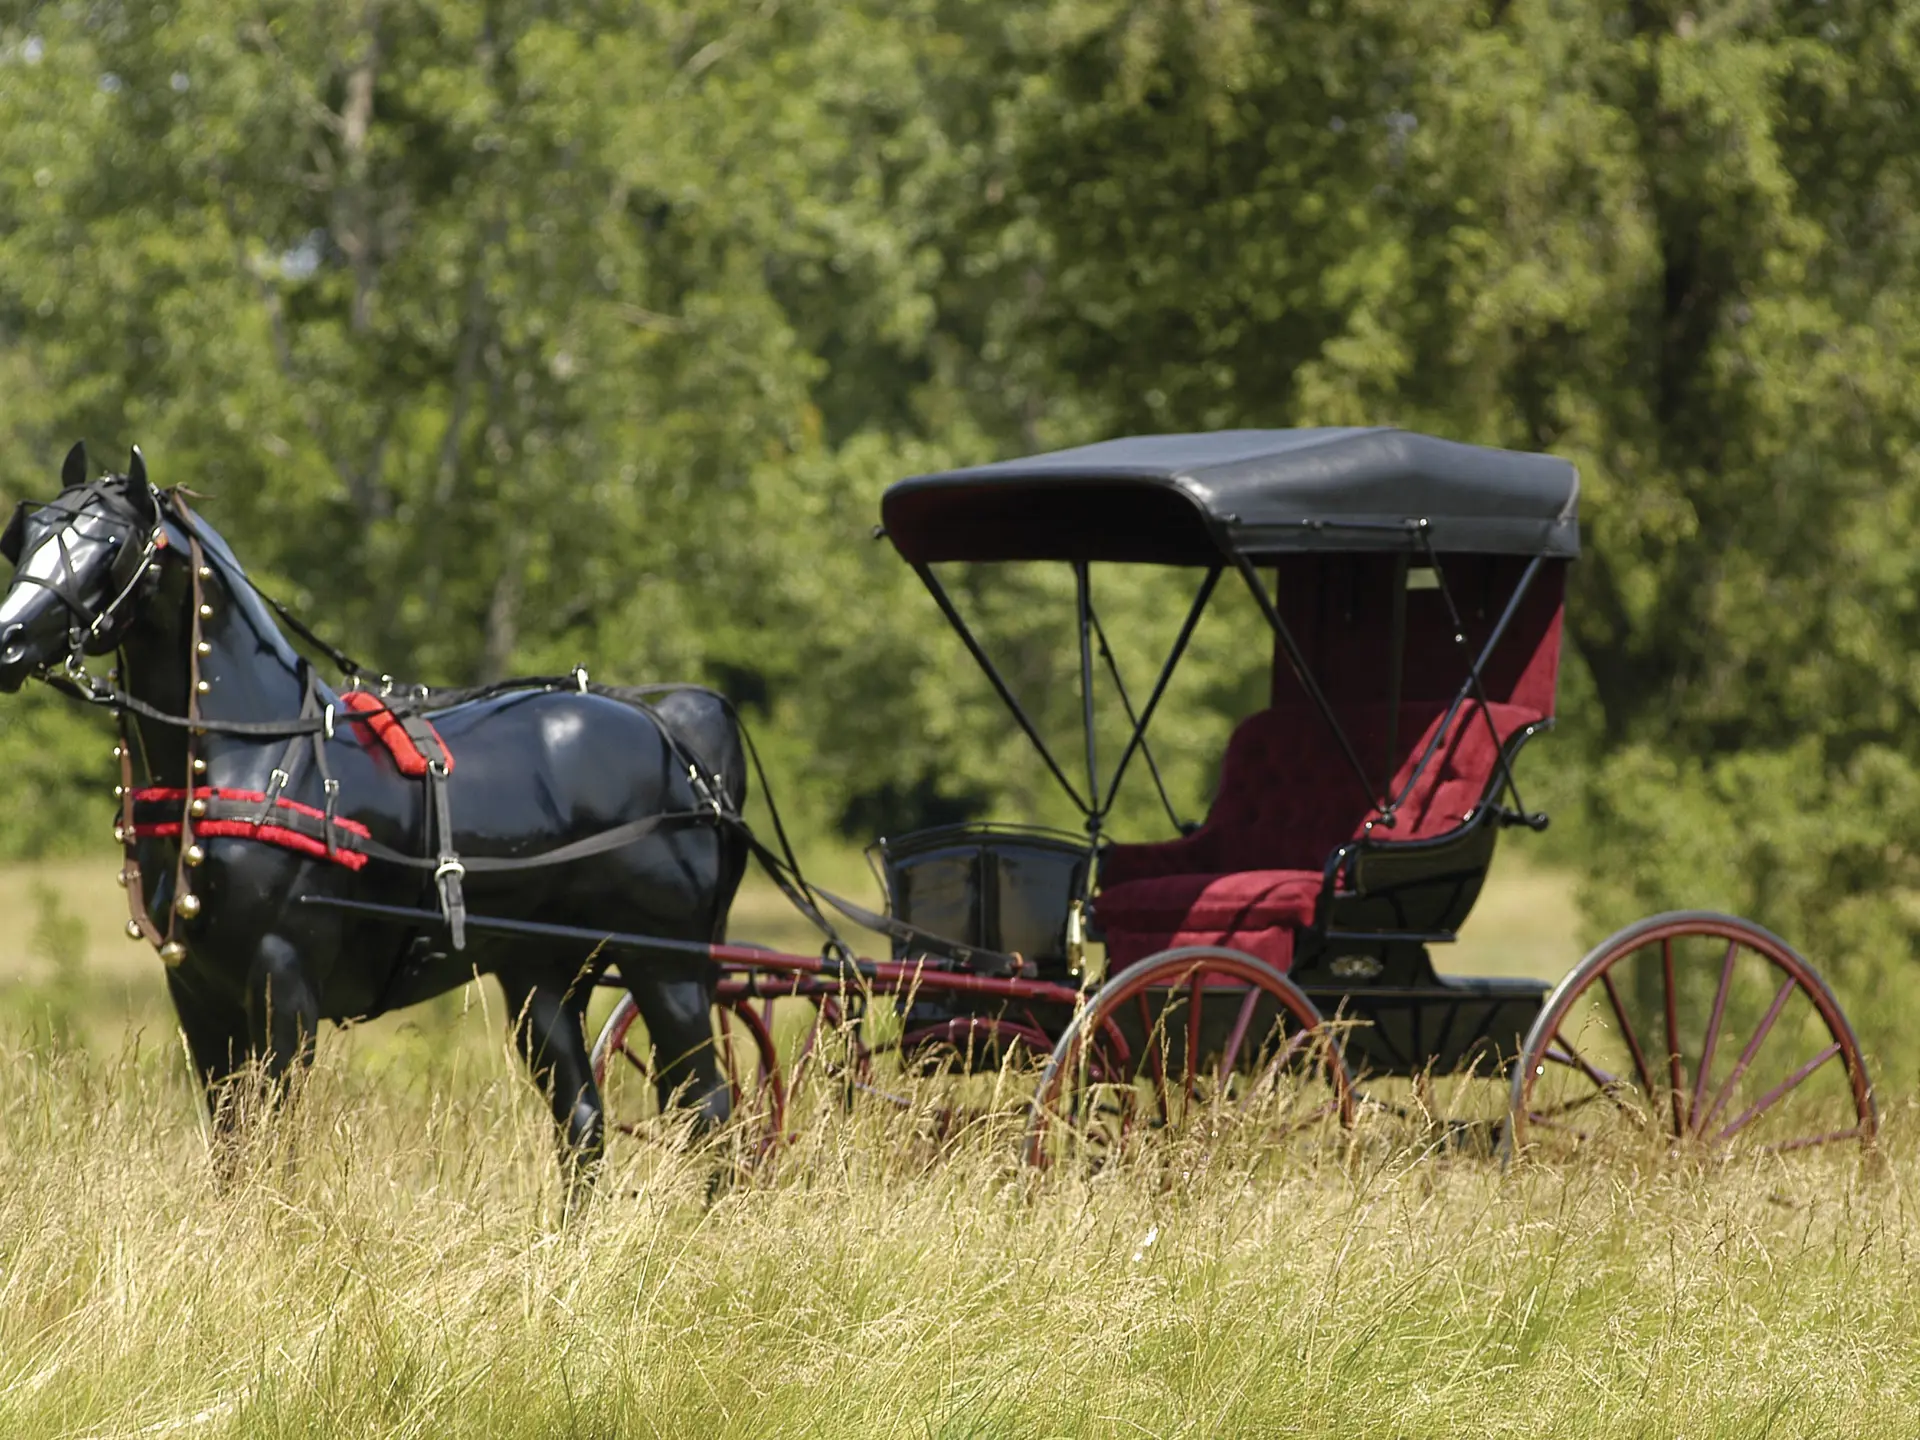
[0, 442, 165, 692]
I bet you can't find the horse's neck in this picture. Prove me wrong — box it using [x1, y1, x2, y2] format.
[121, 560, 308, 787]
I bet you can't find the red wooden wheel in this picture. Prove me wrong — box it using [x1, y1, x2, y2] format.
[898, 1016, 1054, 1070]
[1508, 912, 1876, 1159]
[1023, 946, 1357, 1169]
[589, 992, 787, 1159]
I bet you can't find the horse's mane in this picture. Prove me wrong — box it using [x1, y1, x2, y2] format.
[160, 500, 308, 678]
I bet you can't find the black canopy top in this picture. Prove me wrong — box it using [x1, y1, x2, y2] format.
[882, 428, 1580, 564]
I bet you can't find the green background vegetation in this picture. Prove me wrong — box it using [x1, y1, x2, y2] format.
[6, 7, 1920, 1433]
[5, 0, 1920, 1063]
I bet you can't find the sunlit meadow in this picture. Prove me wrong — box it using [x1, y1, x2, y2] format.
[0, 856, 1912, 1439]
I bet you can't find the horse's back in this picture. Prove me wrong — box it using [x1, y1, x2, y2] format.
[427, 690, 687, 831]
[601, 685, 748, 814]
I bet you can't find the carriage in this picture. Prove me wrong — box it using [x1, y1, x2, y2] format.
[589, 428, 1879, 1164]
[0, 430, 1877, 1173]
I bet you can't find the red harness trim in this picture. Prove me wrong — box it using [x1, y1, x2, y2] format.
[132, 786, 372, 871]
[338, 690, 453, 776]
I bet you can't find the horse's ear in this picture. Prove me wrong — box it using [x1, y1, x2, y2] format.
[124, 447, 159, 533]
[61, 441, 88, 490]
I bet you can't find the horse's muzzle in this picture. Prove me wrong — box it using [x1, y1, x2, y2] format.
[0, 623, 37, 692]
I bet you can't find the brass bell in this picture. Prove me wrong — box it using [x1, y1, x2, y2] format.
[115, 868, 130, 888]
[111, 743, 124, 760]
[197, 603, 212, 619]
[112, 822, 127, 843]
[125, 919, 144, 941]
[188, 798, 207, 819]
[159, 940, 187, 966]
[112, 784, 125, 798]
[196, 641, 211, 657]
[184, 843, 205, 867]
[175, 892, 201, 919]
[194, 679, 210, 695]
[192, 757, 207, 775]
[197, 565, 212, 580]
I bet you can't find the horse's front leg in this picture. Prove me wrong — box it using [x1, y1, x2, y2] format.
[244, 933, 321, 1093]
[499, 975, 604, 1202]
[166, 967, 252, 1134]
[166, 962, 302, 1186]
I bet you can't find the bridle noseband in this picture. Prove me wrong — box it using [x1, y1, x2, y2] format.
[3, 481, 168, 668]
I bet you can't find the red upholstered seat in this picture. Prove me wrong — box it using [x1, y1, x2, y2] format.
[1097, 868, 1324, 930]
[1095, 700, 1540, 973]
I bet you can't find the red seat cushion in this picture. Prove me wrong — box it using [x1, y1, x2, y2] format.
[1094, 870, 1322, 977]
[1095, 869, 1322, 932]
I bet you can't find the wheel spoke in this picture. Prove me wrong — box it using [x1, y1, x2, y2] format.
[1184, 972, 1206, 1107]
[1600, 969, 1658, 1099]
[1238, 1025, 1337, 1135]
[1547, 1031, 1624, 1094]
[717, 1006, 743, 1108]
[1760, 1124, 1866, 1156]
[1216, 985, 1261, 1091]
[1542, 1034, 1643, 1121]
[1715, 1043, 1841, 1144]
[1138, 991, 1172, 1122]
[1699, 976, 1798, 1135]
[1662, 935, 1686, 1137]
[1688, 939, 1740, 1135]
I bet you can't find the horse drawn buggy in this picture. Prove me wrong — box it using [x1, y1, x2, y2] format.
[590, 427, 1878, 1165]
[0, 429, 1879, 1176]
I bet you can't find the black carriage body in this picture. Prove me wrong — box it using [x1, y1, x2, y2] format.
[871, 824, 1090, 1047]
[879, 428, 1579, 1078]
[873, 824, 1090, 981]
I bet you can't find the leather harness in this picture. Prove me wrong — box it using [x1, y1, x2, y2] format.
[43, 485, 1023, 977]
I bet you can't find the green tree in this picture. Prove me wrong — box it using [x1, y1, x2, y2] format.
[978, 0, 1920, 1053]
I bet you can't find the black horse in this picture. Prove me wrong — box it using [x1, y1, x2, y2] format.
[0, 444, 749, 1182]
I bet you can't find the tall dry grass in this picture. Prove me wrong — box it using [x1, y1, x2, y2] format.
[0, 1020, 1912, 1439]
[0, 855, 1911, 1437]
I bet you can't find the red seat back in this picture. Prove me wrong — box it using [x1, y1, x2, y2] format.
[1370, 700, 1539, 841]
[1101, 699, 1541, 887]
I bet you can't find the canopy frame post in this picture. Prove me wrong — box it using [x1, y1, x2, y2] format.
[1074, 561, 1100, 839]
[1096, 565, 1220, 824]
[1377, 545, 1546, 827]
[912, 562, 1089, 815]
[1385, 552, 1409, 798]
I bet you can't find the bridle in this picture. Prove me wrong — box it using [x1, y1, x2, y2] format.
[2, 481, 168, 672]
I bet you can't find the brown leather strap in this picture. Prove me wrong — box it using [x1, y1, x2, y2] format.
[117, 720, 165, 949]
[116, 515, 214, 967]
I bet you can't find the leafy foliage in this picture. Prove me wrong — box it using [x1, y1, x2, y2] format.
[5, 1, 1920, 1056]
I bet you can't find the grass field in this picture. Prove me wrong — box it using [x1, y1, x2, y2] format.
[0, 851, 1911, 1437]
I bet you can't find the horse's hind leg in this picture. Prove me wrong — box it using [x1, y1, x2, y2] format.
[499, 975, 604, 1196]
[630, 974, 731, 1132]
